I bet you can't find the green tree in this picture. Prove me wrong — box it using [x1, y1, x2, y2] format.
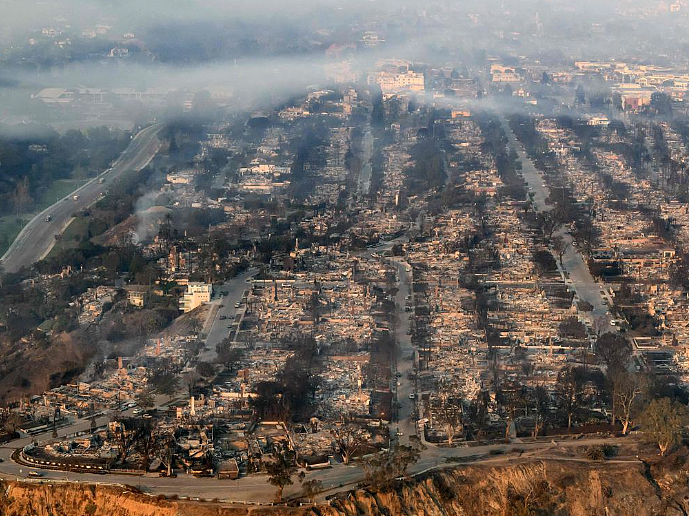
[331, 414, 367, 464]
[556, 366, 585, 431]
[12, 177, 32, 215]
[196, 361, 215, 378]
[135, 388, 155, 410]
[361, 436, 424, 489]
[265, 442, 297, 502]
[215, 338, 245, 371]
[153, 373, 179, 400]
[612, 370, 648, 435]
[298, 476, 323, 504]
[640, 397, 687, 456]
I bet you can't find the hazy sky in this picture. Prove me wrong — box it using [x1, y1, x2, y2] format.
[0, 0, 686, 126]
[1, 0, 674, 37]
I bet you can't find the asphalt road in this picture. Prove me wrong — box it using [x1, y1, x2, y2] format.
[197, 268, 258, 364]
[0, 190, 622, 503]
[0, 229, 627, 503]
[358, 125, 373, 196]
[1, 124, 163, 274]
[0, 407, 629, 504]
[502, 117, 614, 334]
[391, 259, 418, 445]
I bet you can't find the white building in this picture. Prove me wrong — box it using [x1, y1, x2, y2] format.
[370, 71, 425, 94]
[587, 116, 610, 126]
[180, 282, 212, 313]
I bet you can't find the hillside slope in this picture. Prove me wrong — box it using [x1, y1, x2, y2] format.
[3, 453, 689, 516]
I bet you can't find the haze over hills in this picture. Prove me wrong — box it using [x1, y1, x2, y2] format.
[3, 1, 689, 514]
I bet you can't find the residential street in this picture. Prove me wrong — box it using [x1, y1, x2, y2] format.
[0, 158, 623, 503]
[0, 230, 628, 504]
[502, 117, 614, 334]
[390, 259, 418, 446]
[197, 267, 258, 364]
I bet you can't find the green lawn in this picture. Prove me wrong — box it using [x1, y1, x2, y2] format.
[46, 216, 91, 258]
[35, 179, 87, 211]
[0, 214, 33, 257]
[0, 179, 87, 257]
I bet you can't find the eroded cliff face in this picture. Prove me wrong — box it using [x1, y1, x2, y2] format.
[0, 482, 178, 516]
[311, 460, 689, 516]
[0, 481, 308, 516]
[3, 457, 689, 516]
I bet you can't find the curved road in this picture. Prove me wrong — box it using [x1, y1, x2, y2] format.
[1, 124, 162, 274]
[0, 230, 628, 503]
[0, 413, 629, 504]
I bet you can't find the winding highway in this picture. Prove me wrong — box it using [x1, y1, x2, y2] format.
[1, 124, 163, 274]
